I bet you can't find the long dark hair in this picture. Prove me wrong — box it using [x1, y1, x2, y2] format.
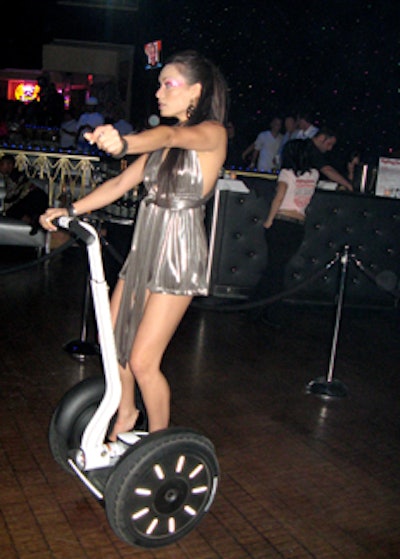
[159, 50, 228, 194]
[281, 139, 315, 176]
[164, 50, 228, 126]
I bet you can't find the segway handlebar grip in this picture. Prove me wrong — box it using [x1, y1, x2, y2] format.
[55, 216, 96, 245]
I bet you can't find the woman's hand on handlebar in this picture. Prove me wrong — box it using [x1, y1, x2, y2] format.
[39, 207, 69, 231]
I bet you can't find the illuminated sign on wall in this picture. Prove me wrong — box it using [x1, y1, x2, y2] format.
[8, 80, 40, 103]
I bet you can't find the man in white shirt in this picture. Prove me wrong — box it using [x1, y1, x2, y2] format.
[243, 116, 283, 172]
[293, 112, 319, 140]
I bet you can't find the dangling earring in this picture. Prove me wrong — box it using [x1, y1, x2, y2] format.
[186, 102, 195, 120]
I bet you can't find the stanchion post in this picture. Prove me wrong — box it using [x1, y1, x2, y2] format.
[63, 270, 100, 361]
[63, 222, 101, 361]
[306, 245, 349, 398]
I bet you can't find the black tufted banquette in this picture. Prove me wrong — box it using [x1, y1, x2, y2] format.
[207, 176, 400, 308]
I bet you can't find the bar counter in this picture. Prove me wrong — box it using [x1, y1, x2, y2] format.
[207, 174, 400, 308]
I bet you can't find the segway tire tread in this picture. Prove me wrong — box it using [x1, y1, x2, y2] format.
[104, 427, 219, 548]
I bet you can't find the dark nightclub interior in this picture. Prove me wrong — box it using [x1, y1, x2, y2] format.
[1, 2, 400, 558]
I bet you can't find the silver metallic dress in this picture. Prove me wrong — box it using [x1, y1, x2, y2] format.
[114, 148, 213, 367]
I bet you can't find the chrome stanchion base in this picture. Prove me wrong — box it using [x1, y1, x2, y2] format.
[63, 339, 100, 361]
[306, 377, 348, 398]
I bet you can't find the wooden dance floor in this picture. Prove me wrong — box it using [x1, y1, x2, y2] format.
[1, 242, 400, 558]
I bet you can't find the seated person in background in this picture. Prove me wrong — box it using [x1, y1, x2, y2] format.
[59, 108, 78, 150]
[112, 115, 134, 136]
[76, 97, 105, 150]
[252, 139, 320, 325]
[103, 105, 135, 137]
[0, 154, 48, 235]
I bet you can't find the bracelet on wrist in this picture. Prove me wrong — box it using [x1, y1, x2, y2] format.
[67, 204, 77, 217]
[114, 137, 128, 159]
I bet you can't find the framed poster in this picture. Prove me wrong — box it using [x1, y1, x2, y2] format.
[144, 40, 162, 70]
[375, 157, 400, 198]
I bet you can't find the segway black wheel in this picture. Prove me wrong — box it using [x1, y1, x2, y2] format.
[49, 377, 148, 474]
[48, 376, 106, 473]
[104, 427, 219, 548]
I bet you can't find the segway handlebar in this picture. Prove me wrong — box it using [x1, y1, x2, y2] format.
[55, 216, 97, 245]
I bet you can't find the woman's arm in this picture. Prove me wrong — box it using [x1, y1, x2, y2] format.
[264, 181, 288, 228]
[85, 121, 227, 157]
[40, 154, 147, 230]
[74, 155, 147, 214]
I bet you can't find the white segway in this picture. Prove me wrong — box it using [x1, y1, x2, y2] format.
[48, 216, 219, 548]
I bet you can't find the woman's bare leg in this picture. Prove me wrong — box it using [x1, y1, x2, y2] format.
[107, 362, 140, 441]
[109, 291, 192, 438]
[109, 278, 124, 328]
[107, 279, 140, 441]
[129, 292, 192, 432]
[108, 279, 192, 438]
